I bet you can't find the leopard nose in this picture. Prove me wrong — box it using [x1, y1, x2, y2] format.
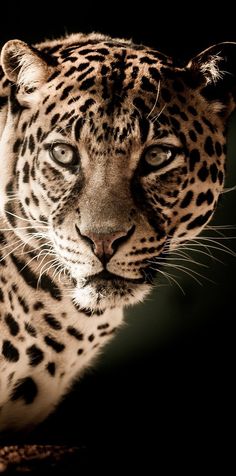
[76, 225, 135, 263]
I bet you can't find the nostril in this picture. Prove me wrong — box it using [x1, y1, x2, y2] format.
[75, 224, 136, 263]
[111, 225, 136, 253]
[75, 224, 95, 250]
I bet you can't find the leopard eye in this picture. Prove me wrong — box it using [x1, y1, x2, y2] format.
[50, 143, 78, 166]
[144, 145, 172, 167]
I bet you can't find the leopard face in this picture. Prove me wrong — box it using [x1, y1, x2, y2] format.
[0, 34, 235, 311]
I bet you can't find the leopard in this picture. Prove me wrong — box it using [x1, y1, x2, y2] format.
[0, 32, 235, 433]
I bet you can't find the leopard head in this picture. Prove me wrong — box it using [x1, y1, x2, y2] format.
[0, 35, 235, 310]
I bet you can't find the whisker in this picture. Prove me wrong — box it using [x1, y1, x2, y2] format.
[0, 238, 23, 251]
[150, 265, 186, 295]
[0, 225, 47, 232]
[0, 241, 26, 263]
[166, 246, 224, 264]
[185, 239, 236, 257]
[169, 235, 236, 258]
[195, 235, 236, 241]
[4, 209, 48, 225]
[205, 224, 236, 230]
[156, 254, 208, 268]
[34, 249, 57, 271]
[151, 103, 167, 124]
[146, 81, 161, 119]
[159, 261, 214, 285]
[37, 258, 60, 288]
[220, 185, 236, 194]
[18, 242, 55, 271]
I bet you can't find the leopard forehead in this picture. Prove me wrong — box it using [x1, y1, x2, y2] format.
[38, 37, 190, 125]
[15, 34, 223, 154]
[34, 38, 172, 146]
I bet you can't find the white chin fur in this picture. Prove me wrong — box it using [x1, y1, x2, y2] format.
[72, 282, 152, 311]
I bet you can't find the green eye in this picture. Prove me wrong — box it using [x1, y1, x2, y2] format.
[50, 143, 77, 166]
[144, 146, 172, 167]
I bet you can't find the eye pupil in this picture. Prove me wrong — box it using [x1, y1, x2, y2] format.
[50, 143, 77, 166]
[144, 146, 172, 167]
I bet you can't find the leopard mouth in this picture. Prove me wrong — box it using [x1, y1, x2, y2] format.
[73, 268, 156, 310]
[83, 269, 146, 286]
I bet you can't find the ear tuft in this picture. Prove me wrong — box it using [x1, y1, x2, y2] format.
[187, 42, 236, 86]
[185, 42, 236, 116]
[0, 39, 49, 91]
[198, 53, 224, 85]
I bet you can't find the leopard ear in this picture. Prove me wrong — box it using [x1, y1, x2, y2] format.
[186, 42, 236, 114]
[0, 39, 50, 105]
[187, 42, 236, 84]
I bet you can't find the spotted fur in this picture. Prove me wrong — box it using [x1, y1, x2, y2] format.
[0, 33, 235, 432]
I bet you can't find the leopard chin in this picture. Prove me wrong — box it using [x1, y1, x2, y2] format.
[72, 271, 152, 311]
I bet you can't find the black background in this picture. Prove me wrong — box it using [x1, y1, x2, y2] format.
[1, 1, 236, 60]
[1, 1, 236, 471]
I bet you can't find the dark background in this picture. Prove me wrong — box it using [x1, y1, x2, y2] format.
[1, 1, 236, 60]
[1, 1, 236, 470]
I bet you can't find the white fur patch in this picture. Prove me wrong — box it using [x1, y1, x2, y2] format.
[200, 54, 224, 84]
[73, 281, 152, 311]
[1, 40, 49, 106]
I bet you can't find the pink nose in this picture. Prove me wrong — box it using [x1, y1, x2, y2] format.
[76, 225, 135, 263]
[84, 231, 129, 260]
